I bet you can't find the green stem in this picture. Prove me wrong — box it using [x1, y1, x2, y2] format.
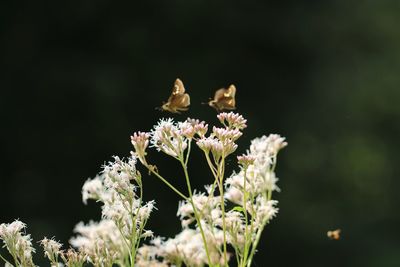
[185, 139, 192, 166]
[246, 218, 267, 267]
[241, 166, 250, 267]
[179, 158, 213, 267]
[247, 185, 273, 267]
[218, 155, 228, 267]
[145, 164, 188, 200]
[204, 152, 218, 179]
[0, 254, 13, 266]
[130, 185, 144, 267]
[9, 246, 20, 267]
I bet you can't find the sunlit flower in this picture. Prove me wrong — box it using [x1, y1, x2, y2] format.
[217, 112, 247, 130]
[150, 118, 188, 158]
[131, 131, 150, 164]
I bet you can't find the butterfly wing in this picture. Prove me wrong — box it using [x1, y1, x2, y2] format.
[162, 78, 190, 113]
[222, 84, 236, 109]
[212, 85, 236, 111]
[167, 78, 186, 102]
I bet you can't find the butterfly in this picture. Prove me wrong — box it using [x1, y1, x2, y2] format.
[159, 78, 190, 113]
[327, 229, 341, 240]
[208, 84, 237, 112]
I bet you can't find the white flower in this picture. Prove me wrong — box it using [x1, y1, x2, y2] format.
[0, 220, 36, 266]
[253, 198, 279, 226]
[150, 118, 188, 158]
[40, 237, 62, 263]
[70, 220, 128, 265]
[249, 134, 287, 162]
[82, 176, 103, 204]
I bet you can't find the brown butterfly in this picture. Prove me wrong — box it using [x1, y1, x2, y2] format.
[327, 229, 341, 240]
[159, 78, 190, 113]
[208, 84, 237, 112]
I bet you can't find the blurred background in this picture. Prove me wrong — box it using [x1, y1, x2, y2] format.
[1, 1, 400, 266]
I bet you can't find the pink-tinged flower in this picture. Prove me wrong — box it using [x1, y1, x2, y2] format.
[212, 126, 242, 142]
[177, 119, 209, 139]
[178, 121, 196, 139]
[221, 139, 238, 156]
[187, 118, 209, 137]
[217, 112, 247, 130]
[197, 137, 237, 159]
[196, 137, 218, 152]
[131, 131, 150, 163]
[237, 154, 256, 166]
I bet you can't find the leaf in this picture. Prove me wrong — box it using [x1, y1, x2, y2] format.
[232, 206, 245, 213]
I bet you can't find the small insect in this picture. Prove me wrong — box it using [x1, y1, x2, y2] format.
[208, 84, 237, 112]
[327, 229, 341, 240]
[159, 78, 190, 113]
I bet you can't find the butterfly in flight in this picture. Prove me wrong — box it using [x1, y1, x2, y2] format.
[208, 84, 237, 112]
[159, 78, 190, 113]
[327, 229, 341, 240]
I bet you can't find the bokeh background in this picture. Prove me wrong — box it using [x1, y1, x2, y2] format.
[1, 1, 400, 266]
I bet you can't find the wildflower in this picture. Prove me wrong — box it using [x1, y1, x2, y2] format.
[60, 248, 87, 266]
[197, 137, 237, 159]
[249, 134, 287, 162]
[150, 118, 188, 158]
[155, 229, 224, 267]
[177, 192, 220, 227]
[212, 126, 242, 142]
[187, 118, 208, 137]
[40, 237, 62, 265]
[0, 220, 35, 267]
[237, 154, 256, 166]
[82, 176, 103, 204]
[131, 131, 150, 164]
[252, 198, 279, 226]
[217, 112, 247, 130]
[70, 220, 127, 266]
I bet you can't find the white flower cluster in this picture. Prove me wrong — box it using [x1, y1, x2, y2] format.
[40, 237, 62, 266]
[138, 228, 226, 267]
[147, 118, 208, 159]
[133, 112, 286, 267]
[72, 155, 155, 266]
[0, 112, 287, 267]
[0, 220, 35, 267]
[69, 220, 127, 266]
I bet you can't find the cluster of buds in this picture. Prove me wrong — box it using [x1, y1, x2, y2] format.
[217, 112, 247, 130]
[178, 118, 208, 139]
[60, 248, 87, 267]
[131, 131, 150, 164]
[196, 112, 247, 161]
[76, 155, 155, 265]
[0, 220, 35, 267]
[40, 237, 62, 266]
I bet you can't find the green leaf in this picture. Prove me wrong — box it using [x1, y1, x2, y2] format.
[232, 206, 245, 213]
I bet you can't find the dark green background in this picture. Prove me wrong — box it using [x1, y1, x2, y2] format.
[1, 1, 400, 266]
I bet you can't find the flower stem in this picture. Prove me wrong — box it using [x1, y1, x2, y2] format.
[241, 166, 250, 267]
[179, 158, 213, 267]
[145, 164, 188, 200]
[0, 254, 13, 266]
[218, 155, 228, 267]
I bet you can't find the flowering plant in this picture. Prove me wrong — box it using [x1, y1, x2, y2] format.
[0, 112, 287, 267]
